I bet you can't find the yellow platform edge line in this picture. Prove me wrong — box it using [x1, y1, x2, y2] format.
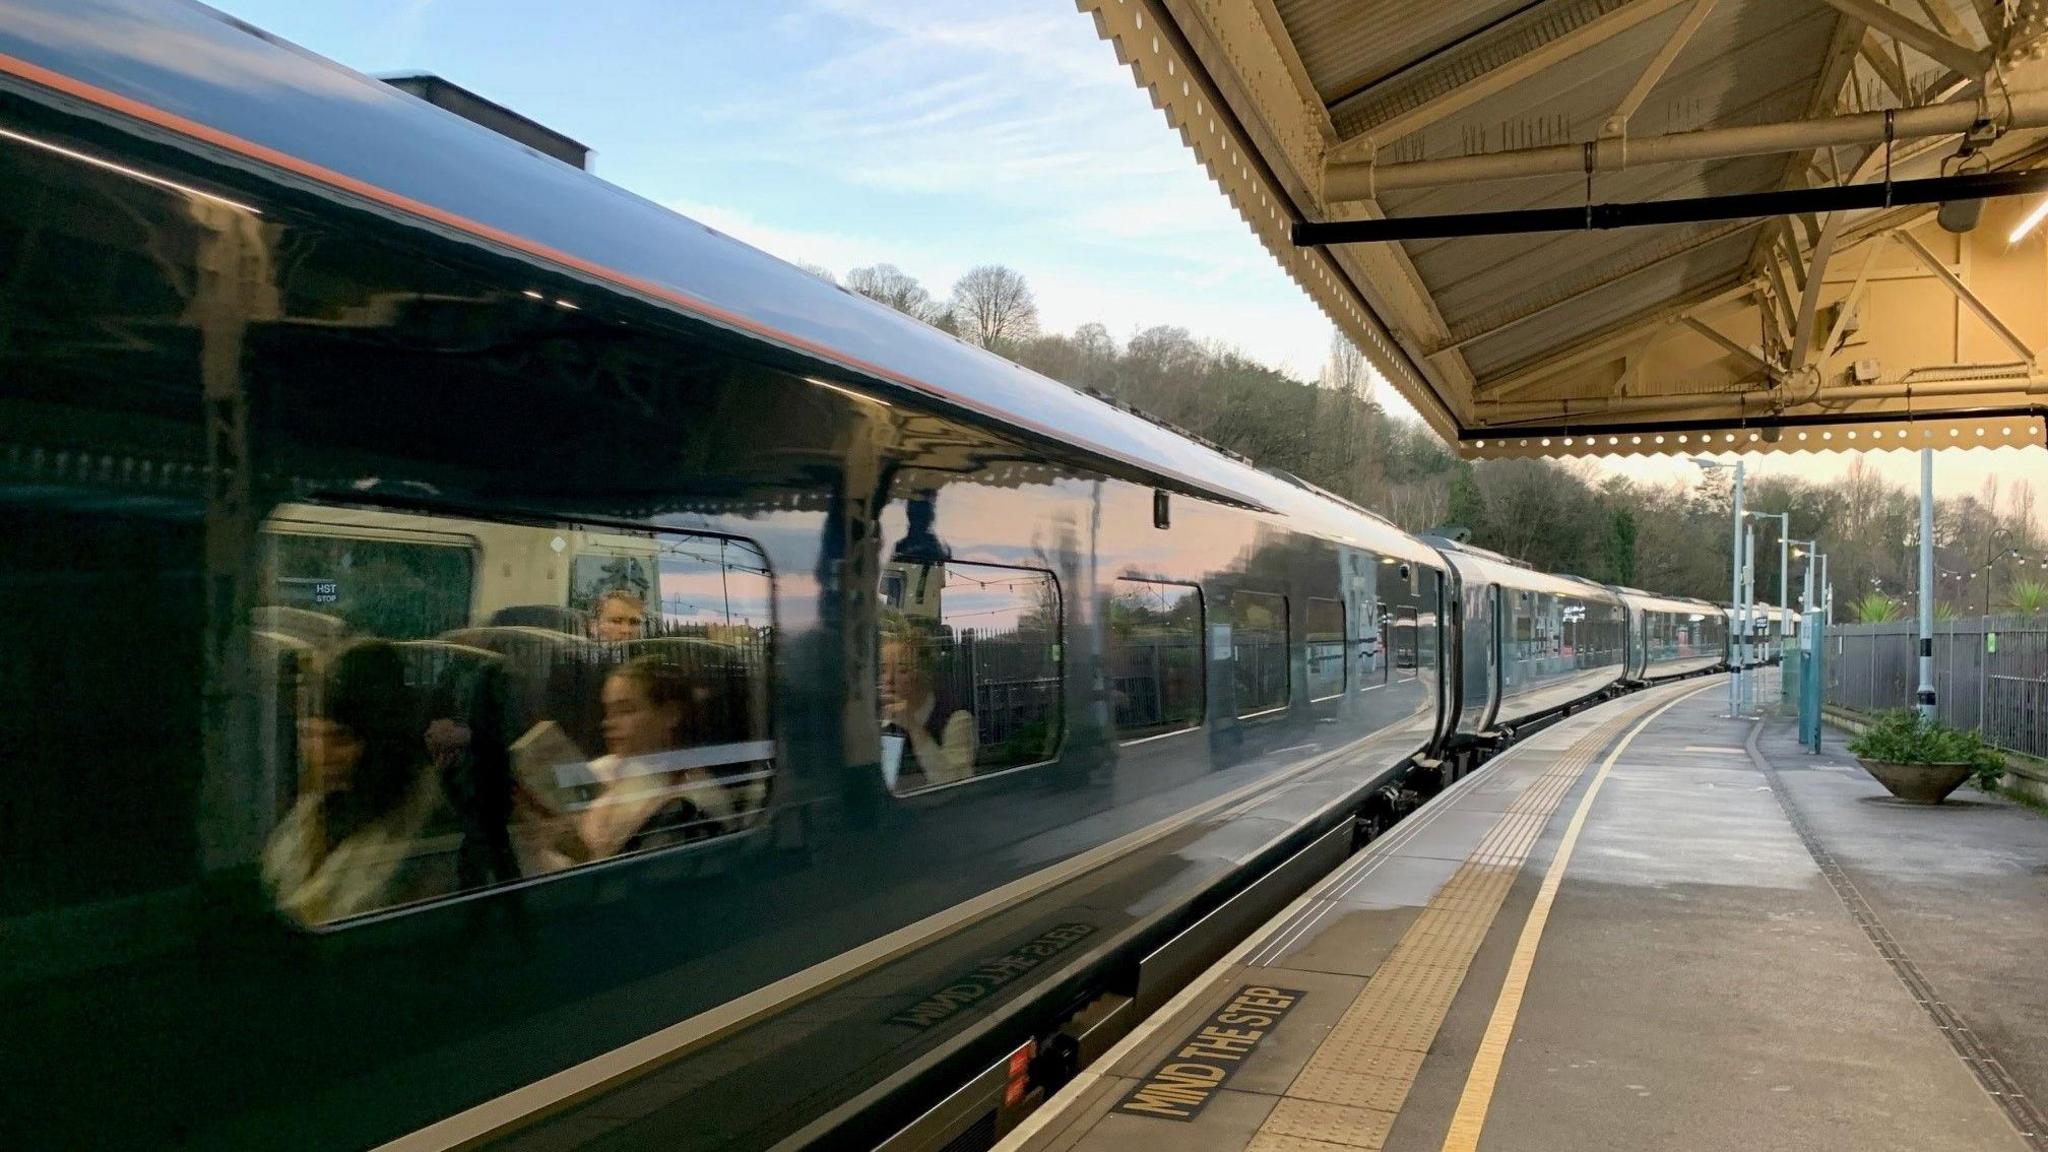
[1256, 694, 1674, 1148]
[1437, 683, 1714, 1152]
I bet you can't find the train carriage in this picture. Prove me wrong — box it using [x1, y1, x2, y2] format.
[1432, 539, 1630, 745]
[1616, 589, 1732, 682]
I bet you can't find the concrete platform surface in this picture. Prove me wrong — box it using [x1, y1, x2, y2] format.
[1000, 678, 2048, 1152]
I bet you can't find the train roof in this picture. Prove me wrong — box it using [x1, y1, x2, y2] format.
[1434, 547, 1623, 606]
[1611, 587, 1726, 618]
[0, 0, 1443, 567]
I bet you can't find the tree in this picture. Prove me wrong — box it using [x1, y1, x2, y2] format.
[1073, 321, 1117, 361]
[1321, 331, 1373, 408]
[1605, 506, 1638, 585]
[950, 264, 1040, 351]
[845, 264, 945, 324]
[1446, 464, 1483, 534]
[795, 261, 837, 284]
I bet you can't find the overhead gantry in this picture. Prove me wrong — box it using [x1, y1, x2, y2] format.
[1078, 0, 2048, 458]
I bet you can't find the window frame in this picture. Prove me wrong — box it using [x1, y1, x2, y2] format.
[1230, 588, 1291, 720]
[1305, 595, 1347, 703]
[251, 497, 781, 933]
[1106, 576, 1206, 745]
[878, 559, 1066, 798]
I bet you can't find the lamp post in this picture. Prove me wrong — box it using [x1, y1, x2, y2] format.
[1788, 541, 1819, 619]
[1746, 510, 1791, 663]
[1980, 548, 2027, 617]
[1916, 449, 1935, 721]
[1693, 457, 1744, 715]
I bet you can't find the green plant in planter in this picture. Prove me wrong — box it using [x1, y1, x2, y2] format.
[1847, 710, 2007, 789]
[2008, 580, 2048, 617]
[1851, 592, 1902, 623]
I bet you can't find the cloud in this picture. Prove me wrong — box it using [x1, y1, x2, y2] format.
[700, 1, 1242, 250]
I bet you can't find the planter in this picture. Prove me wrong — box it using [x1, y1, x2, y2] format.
[1857, 759, 1973, 805]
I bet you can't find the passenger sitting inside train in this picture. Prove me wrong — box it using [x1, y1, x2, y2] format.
[580, 658, 737, 853]
[513, 658, 738, 871]
[589, 588, 647, 642]
[879, 610, 977, 790]
[264, 639, 451, 925]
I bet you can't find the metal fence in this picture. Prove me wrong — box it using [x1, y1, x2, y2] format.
[1824, 617, 2048, 758]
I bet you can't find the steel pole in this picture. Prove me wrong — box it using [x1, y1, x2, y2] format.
[1731, 463, 1745, 715]
[1779, 526, 1790, 660]
[1917, 449, 1936, 719]
[1744, 519, 1757, 711]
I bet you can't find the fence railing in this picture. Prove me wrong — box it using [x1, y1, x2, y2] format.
[1823, 617, 2048, 759]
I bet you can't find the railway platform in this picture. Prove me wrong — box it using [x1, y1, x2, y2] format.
[999, 678, 2048, 1152]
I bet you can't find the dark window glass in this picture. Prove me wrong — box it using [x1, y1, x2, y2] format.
[1107, 579, 1203, 741]
[1232, 591, 1288, 716]
[1307, 597, 1345, 700]
[1393, 607, 1420, 675]
[879, 561, 1061, 792]
[255, 505, 774, 927]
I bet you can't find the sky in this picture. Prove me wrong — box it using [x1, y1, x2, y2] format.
[205, 0, 2045, 516]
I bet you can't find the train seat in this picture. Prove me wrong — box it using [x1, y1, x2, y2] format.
[250, 605, 350, 645]
[487, 604, 588, 634]
[436, 626, 621, 755]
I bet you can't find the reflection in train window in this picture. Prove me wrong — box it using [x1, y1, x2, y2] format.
[878, 562, 1062, 793]
[1306, 597, 1345, 701]
[252, 505, 775, 928]
[1107, 579, 1203, 741]
[1232, 590, 1288, 717]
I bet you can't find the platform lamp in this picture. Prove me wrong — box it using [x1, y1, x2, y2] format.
[1691, 457, 1745, 716]
[1788, 540, 1819, 620]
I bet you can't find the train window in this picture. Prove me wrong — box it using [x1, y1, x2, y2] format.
[1392, 607, 1420, 676]
[253, 505, 776, 928]
[1231, 590, 1289, 717]
[878, 561, 1062, 793]
[262, 527, 476, 640]
[1306, 597, 1346, 701]
[1106, 579, 1204, 742]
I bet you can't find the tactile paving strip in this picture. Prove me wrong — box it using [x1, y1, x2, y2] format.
[1247, 695, 1664, 1150]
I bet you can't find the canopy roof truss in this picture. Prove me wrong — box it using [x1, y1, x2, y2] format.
[1080, 0, 2048, 458]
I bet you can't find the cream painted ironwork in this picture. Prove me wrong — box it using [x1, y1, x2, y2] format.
[1077, 0, 2048, 458]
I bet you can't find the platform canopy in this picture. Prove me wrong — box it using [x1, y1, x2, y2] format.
[1079, 0, 2048, 458]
